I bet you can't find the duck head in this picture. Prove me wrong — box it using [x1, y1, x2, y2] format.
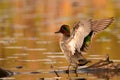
[55, 25, 70, 37]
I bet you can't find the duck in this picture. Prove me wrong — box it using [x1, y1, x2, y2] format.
[55, 17, 114, 71]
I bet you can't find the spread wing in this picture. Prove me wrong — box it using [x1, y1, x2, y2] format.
[67, 19, 92, 55]
[80, 31, 93, 52]
[80, 17, 114, 52]
[91, 17, 114, 34]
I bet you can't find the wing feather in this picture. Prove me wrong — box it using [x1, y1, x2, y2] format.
[67, 20, 92, 55]
[80, 31, 93, 52]
[91, 17, 114, 33]
[66, 17, 114, 55]
[80, 17, 114, 52]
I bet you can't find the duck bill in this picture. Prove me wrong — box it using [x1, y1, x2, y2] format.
[55, 31, 60, 34]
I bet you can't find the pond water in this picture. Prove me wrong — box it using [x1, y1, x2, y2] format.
[0, 0, 120, 80]
[0, 24, 120, 80]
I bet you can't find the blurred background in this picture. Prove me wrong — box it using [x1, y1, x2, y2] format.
[0, 0, 120, 80]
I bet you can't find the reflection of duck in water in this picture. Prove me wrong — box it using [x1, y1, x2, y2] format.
[55, 17, 114, 71]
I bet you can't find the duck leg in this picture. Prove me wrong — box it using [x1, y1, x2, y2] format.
[50, 64, 60, 77]
[67, 63, 71, 75]
[74, 64, 78, 77]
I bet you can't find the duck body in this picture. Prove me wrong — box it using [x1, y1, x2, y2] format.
[59, 24, 91, 66]
[55, 17, 114, 67]
[60, 35, 83, 65]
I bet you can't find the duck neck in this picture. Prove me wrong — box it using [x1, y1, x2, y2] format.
[62, 34, 70, 41]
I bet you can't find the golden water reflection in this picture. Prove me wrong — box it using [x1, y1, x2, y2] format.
[0, 0, 120, 80]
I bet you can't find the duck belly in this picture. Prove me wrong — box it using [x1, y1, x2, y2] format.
[60, 42, 73, 63]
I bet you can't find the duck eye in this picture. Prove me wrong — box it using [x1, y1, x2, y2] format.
[63, 27, 67, 30]
[61, 25, 69, 31]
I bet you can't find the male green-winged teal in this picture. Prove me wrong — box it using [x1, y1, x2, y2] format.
[55, 17, 114, 70]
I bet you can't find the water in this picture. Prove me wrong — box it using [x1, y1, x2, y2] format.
[0, 0, 120, 80]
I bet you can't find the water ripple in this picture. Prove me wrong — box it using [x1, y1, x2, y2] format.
[13, 53, 28, 56]
[19, 59, 52, 62]
[26, 48, 46, 51]
[47, 56, 65, 58]
[96, 36, 111, 42]
[36, 41, 52, 44]
[0, 58, 7, 60]
[43, 52, 63, 55]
